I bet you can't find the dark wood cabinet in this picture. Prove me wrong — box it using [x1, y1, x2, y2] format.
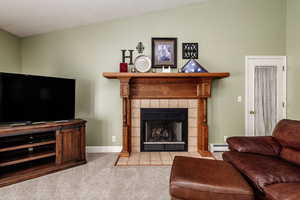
[60, 128, 81, 163]
[0, 119, 86, 187]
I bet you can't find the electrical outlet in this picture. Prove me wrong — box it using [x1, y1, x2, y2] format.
[112, 136, 116, 143]
[237, 96, 242, 103]
[224, 136, 228, 143]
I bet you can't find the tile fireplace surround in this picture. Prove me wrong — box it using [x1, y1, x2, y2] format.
[131, 99, 198, 153]
[103, 72, 230, 157]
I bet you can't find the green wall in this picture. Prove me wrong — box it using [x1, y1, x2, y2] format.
[20, 0, 287, 146]
[286, 0, 300, 120]
[0, 30, 21, 73]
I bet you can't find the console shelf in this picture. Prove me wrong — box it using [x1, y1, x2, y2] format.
[0, 140, 56, 153]
[0, 119, 86, 187]
[0, 151, 56, 167]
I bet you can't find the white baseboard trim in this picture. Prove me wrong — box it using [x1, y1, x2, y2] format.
[86, 146, 122, 153]
[209, 144, 229, 152]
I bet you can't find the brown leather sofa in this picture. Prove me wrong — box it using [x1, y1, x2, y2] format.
[223, 119, 300, 200]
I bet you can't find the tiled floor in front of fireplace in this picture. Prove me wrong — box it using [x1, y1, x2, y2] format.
[116, 152, 215, 166]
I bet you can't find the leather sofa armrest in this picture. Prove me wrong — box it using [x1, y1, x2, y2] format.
[227, 136, 281, 156]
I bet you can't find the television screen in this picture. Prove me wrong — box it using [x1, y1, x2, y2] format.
[0, 73, 75, 124]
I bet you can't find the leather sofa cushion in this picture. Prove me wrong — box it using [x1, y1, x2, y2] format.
[227, 136, 281, 156]
[264, 183, 300, 200]
[170, 156, 254, 200]
[273, 119, 300, 150]
[280, 147, 300, 166]
[222, 151, 300, 192]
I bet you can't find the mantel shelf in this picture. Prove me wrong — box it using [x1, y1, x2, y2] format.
[102, 72, 230, 79]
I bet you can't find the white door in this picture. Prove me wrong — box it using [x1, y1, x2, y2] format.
[245, 56, 286, 136]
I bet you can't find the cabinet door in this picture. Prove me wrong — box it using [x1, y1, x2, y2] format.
[60, 128, 81, 163]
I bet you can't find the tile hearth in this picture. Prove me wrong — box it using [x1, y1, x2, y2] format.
[116, 152, 214, 166]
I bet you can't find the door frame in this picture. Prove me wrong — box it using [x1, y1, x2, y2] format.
[245, 56, 287, 136]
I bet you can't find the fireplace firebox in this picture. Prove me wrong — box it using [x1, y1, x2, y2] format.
[141, 108, 188, 152]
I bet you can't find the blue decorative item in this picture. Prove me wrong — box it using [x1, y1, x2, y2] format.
[182, 59, 208, 73]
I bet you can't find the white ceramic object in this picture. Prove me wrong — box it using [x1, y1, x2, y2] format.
[162, 66, 171, 73]
[134, 55, 151, 73]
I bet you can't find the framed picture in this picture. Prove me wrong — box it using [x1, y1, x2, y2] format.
[151, 37, 177, 68]
[182, 43, 198, 59]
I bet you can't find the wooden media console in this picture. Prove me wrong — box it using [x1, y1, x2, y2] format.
[0, 119, 86, 187]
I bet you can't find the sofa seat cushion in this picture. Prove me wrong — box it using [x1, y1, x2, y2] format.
[280, 147, 300, 166]
[223, 151, 300, 192]
[170, 156, 254, 200]
[264, 183, 300, 200]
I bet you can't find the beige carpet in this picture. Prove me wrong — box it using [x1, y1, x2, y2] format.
[0, 153, 223, 200]
[0, 153, 171, 200]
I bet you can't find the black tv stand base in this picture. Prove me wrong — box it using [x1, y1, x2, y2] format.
[54, 120, 70, 123]
[31, 121, 47, 125]
[9, 121, 46, 127]
[9, 122, 31, 127]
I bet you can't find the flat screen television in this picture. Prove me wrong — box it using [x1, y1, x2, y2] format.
[0, 72, 75, 125]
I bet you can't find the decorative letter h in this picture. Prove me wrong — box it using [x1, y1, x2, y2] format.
[121, 50, 134, 65]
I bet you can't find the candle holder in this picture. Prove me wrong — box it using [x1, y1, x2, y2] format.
[119, 63, 128, 72]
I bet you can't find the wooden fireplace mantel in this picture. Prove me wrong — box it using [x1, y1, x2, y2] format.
[103, 72, 229, 79]
[102, 72, 230, 157]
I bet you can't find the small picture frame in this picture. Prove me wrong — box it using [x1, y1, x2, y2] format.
[182, 43, 198, 59]
[152, 38, 177, 68]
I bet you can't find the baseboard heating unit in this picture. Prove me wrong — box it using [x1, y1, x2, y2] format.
[209, 144, 229, 152]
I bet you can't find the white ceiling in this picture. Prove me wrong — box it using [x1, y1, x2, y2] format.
[0, 0, 206, 37]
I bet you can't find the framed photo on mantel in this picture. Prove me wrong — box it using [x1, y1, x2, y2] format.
[151, 37, 177, 68]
